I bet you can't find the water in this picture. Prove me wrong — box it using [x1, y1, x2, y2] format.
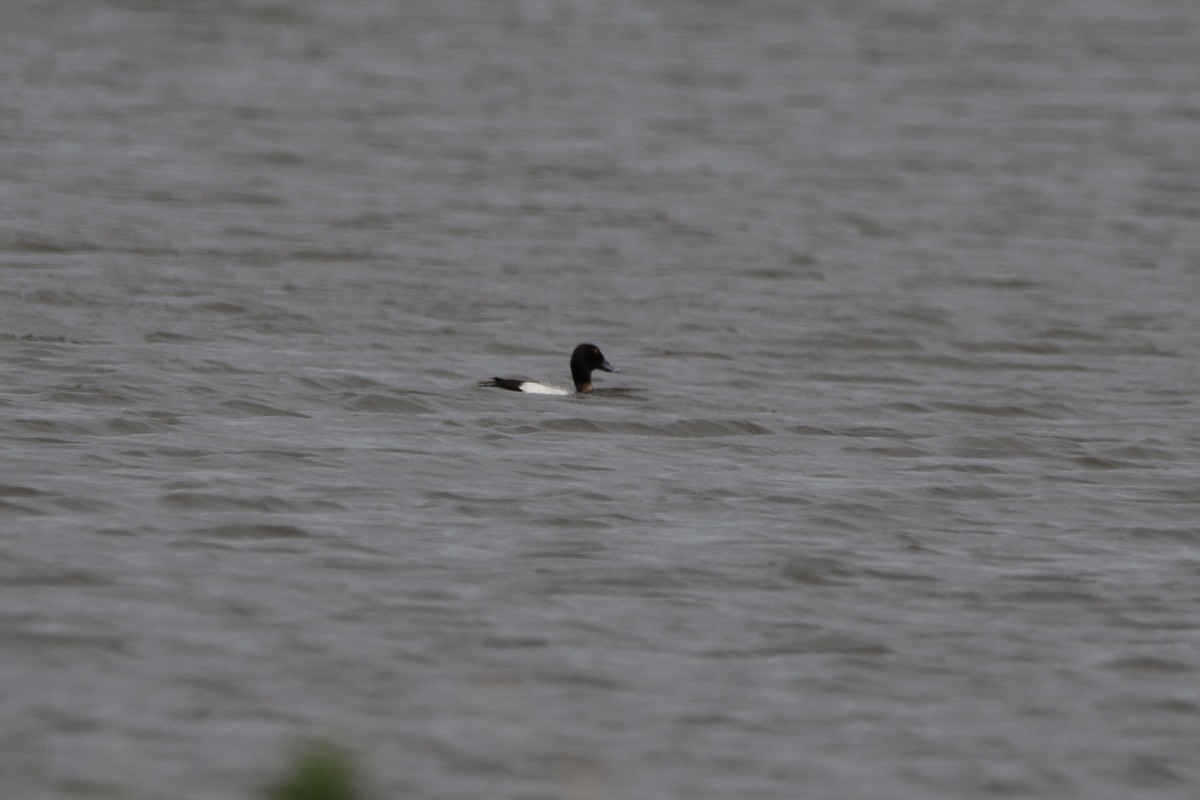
[3, 1, 1200, 798]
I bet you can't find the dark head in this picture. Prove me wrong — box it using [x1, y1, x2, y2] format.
[570, 343, 618, 393]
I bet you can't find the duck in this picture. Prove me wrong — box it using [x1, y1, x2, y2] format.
[479, 343, 619, 395]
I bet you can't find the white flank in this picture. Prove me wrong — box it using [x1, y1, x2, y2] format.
[517, 382, 571, 396]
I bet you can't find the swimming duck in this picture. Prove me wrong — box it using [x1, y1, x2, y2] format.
[479, 343, 619, 395]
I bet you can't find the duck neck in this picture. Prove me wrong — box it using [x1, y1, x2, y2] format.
[571, 358, 591, 392]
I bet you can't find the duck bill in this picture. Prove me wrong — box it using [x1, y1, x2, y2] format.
[599, 358, 618, 373]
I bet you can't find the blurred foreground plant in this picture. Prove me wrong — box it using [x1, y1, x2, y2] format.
[262, 738, 369, 800]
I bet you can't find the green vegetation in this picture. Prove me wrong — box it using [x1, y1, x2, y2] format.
[261, 739, 370, 800]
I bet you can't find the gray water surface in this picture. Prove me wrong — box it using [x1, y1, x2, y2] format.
[3, 1, 1200, 798]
